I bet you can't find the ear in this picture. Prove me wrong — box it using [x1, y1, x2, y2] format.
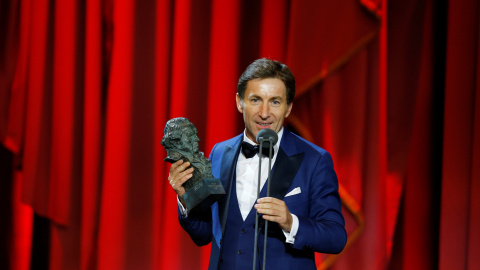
[236, 93, 243, 113]
[285, 102, 293, 118]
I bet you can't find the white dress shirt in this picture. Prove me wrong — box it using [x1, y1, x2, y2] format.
[237, 128, 298, 243]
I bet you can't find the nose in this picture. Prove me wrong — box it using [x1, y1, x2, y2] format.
[259, 103, 270, 119]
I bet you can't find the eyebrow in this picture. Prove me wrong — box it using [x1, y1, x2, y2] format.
[247, 94, 284, 101]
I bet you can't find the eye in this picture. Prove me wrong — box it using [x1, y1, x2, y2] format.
[271, 100, 281, 106]
[251, 98, 259, 103]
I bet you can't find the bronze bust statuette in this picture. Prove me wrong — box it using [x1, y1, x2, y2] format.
[161, 117, 225, 211]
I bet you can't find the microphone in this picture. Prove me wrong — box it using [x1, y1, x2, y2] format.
[253, 128, 278, 270]
[256, 128, 278, 148]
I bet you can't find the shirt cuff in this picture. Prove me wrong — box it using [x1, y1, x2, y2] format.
[177, 196, 188, 218]
[283, 213, 299, 244]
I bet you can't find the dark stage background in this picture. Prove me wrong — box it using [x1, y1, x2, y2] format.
[1, 0, 479, 269]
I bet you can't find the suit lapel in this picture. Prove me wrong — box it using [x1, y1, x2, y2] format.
[269, 147, 304, 199]
[269, 129, 304, 199]
[218, 137, 242, 233]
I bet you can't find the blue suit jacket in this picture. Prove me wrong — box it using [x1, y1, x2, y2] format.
[179, 129, 346, 270]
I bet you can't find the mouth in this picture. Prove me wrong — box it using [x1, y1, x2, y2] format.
[256, 122, 272, 129]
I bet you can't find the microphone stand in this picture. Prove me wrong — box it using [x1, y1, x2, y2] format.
[252, 137, 274, 270]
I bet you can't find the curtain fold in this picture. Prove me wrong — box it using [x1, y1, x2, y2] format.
[440, 0, 480, 269]
[152, 0, 173, 268]
[20, 0, 56, 223]
[80, 0, 105, 268]
[386, 0, 442, 269]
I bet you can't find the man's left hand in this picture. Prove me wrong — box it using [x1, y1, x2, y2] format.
[254, 197, 293, 232]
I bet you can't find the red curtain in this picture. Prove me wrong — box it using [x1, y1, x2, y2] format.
[440, 0, 480, 269]
[0, 0, 478, 269]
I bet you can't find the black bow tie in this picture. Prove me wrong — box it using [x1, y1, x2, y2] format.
[241, 141, 275, 158]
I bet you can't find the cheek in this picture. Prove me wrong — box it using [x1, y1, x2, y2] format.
[278, 106, 290, 118]
[271, 109, 284, 118]
[243, 106, 254, 117]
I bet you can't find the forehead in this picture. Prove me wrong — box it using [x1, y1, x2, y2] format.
[245, 78, 287, 98]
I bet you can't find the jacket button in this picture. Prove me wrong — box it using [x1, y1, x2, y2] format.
[237, 250, 243, 255]
[241, 229, 246, 234]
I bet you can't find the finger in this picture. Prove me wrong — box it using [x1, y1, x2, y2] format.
[255, 205, 282, 216]
[257, 206, 289, 221]
[257, 197, 283, 205]
[257, 199, 284, 207]
[168, 161, 182, 180]
[174, 170, 193, 187]
[261, 214, 282, 223]
[255, 202, 278, 211]
[175, 167, 193, 182]
[256, 199, 286, 211]
[254, 202, 274, 211]
[170, 159, 184, 170]
[173, 161, 191, 175]
[170, 161, 191, 181]
[256, 208, 276, 217]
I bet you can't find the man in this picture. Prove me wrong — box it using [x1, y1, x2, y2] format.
[168, 58, 346, 270]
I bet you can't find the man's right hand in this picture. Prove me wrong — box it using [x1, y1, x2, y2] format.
[168, 160, 193, 199]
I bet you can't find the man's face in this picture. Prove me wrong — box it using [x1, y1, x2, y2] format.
[236, 78, 293, 143]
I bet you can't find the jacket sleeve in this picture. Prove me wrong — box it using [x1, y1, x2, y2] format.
[177, 143, 222, 246]
[291, 151, 347, 254]
[178, 206, 213, 246]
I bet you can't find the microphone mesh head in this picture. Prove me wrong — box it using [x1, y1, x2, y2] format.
[256, 129, 278, 148]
